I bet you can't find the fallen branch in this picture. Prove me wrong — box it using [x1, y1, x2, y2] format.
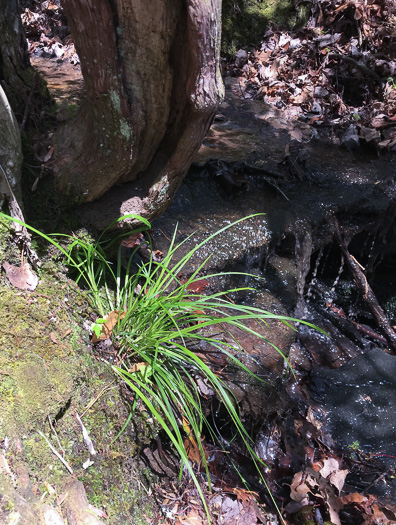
[327, 54, 384, 85]
[333, 218, 396, 353]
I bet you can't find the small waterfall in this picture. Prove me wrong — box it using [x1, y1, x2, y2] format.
[294, 226, 313, 317]
[306, 246, 324, 301]
[327, 254, 345, 306]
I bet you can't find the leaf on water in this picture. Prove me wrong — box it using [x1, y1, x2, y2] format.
[186, 279, 209, 294]
[91, 310, 126, 342]
[121, 232, 144, 248]
[2, 261, 39, 291]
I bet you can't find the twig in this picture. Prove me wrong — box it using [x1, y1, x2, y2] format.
[158, 228, 171, 242]
[333, 218, 396, 353]
[48, 415, 65, 458]
[38, 430, 74, 474]
[75, 413, 97, 455]
[263, 176, 290, 202]
[81, 381, 116, 417]
[328, 53, 383, 84]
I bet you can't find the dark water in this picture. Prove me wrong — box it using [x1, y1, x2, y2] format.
[310, 348, 396, 461]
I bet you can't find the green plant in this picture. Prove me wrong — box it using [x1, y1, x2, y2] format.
[348, 440, 361, 452]
[0, 211, 320, 523]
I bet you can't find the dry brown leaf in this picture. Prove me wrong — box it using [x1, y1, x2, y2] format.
[290, 472, 310, 501]
[320, 457, 339, 478]
[43, 146, 54, 163]
[176, 510, 204, 525]
[231, 487, 259, 504]
[2, 261, 39, 291]
[91, 310, 126, 342]
[152, 249, 164, 262]
[325, 488, 343, 525]
[62, 329, 73, 339]
[121, 232, 144, 248]
[183, 437, 203, 466]
[186, 279, 209, 294]
[128, 362, 149, 374]
[329, 469, 348, 494]
[339, 492, 369, 505]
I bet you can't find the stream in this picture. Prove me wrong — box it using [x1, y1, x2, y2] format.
[26, 54, 396, 520]
[149, 132, 396, 518]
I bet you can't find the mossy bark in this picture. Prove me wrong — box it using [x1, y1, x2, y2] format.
[48, 0, 224, 225]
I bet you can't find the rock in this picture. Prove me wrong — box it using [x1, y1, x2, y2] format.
[43, 505, 66, 525]
[341, 124, 360, 150]
[235, 49, 248, 69]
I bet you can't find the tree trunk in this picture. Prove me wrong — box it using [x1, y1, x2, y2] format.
[0, 0, 48, 124]
[51, 0, 224, 226]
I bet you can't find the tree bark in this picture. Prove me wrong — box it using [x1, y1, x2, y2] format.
[51, 0, 224, 226]
[0, 0, 48, 123]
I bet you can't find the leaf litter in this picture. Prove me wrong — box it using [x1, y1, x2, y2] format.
[225, 0, 396, 152]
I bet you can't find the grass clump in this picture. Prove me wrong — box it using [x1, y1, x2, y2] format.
[0, 211, 318, 522]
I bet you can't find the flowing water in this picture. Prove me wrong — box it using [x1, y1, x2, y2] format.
[151, 155, 396, 511]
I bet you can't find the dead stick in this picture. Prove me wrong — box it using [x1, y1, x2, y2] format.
[328, 54, 383, 84]
[333, 218, 396, 353]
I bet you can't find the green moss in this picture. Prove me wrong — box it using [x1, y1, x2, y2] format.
[0, 215, 20, 264]
[0, 238, 158, 523]
[222, 0, 296, 55]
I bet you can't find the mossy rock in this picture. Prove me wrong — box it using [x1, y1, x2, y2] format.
[0, 264, 157, 523]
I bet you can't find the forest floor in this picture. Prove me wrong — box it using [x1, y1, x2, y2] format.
[1, 2, 395, 525]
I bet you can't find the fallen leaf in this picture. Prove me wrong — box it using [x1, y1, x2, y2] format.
[329, 469, 348, 493]
[230, 487, 259, 504]
[176, 510, 204, 525]
[121, 232, 144, 248]
[320, 457, 339, 478]
[186, 279, 209, 294]
[43, 146, 54, 163]
[91, 310, 126, 342]
[290, 471, 310, 501]
[2, 261, 39, 291]
[152, 249, 164, 262]
[128, 362, 149, 374]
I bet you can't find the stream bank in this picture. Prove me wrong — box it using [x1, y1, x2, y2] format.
[2, 69, 396, 525]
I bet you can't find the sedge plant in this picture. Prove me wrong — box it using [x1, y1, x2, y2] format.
[0, 211, 320, 523]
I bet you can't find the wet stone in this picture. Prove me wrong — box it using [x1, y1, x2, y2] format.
[309, 347, 396, 461]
